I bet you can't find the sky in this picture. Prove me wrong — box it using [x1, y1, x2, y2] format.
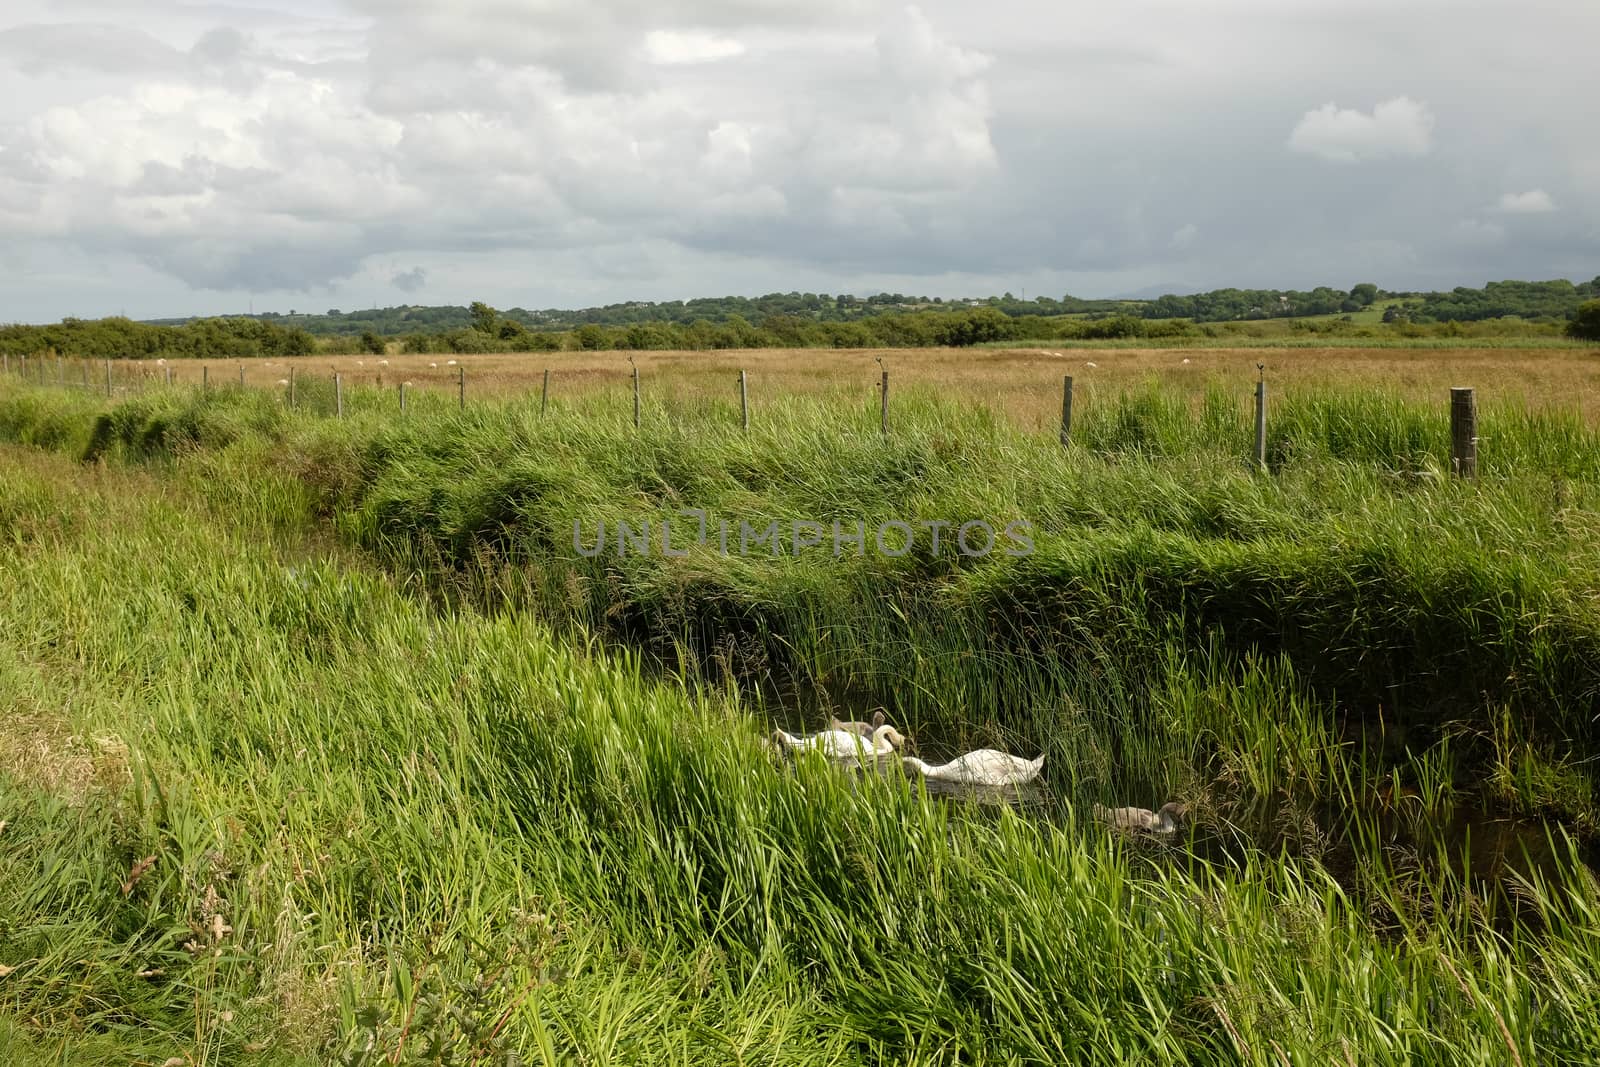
[0, 0, 1596, 322]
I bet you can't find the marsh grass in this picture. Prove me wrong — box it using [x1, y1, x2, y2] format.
[2, 379, 1600, 1062]
[3, 380, 1599, 823]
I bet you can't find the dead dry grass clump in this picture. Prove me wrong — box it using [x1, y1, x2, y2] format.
[0, 698, 130, 801]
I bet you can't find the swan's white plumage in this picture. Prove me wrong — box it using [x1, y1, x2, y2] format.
[773, 723, 904, 764]
[899, 749, 1045, 787]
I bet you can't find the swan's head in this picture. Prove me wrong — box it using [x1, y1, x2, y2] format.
[1153, 802, 1189, 832]
[872, 725, 906, 749]
[899, 756, 930, 776]
[871, 709, 888, 729]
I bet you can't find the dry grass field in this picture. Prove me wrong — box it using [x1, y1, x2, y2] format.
[104, 344, 1600, 428]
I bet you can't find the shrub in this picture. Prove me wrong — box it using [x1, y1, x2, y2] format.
[1568, 299, 1600, 342]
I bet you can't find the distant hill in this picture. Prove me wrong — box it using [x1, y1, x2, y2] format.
[187, 277, 1593, 337]
[141, 291, 1133, 337]
[8, 274, 1594, 359]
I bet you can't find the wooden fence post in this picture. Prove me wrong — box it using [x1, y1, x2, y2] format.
[740, 369, 749, 432]
[877, 357, 888, 436]
[1059, 375, 1074, 447]
[335, 373, 344, 418]
[1450, 387, 1477, 479]
[105, 360, 112, 397]
[239, 363, 245, 389]
[202, 365, 208, 391]
[288, 367, 295, 407]
[542, 368, 550, 415]
[631, 358, 640, 428]
[399, 382, 406, 413]
[164, 364, 172, 387]
[1254, 365, 1268, 471]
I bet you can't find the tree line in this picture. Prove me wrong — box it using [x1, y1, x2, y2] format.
[5, 282, 1597, 360]
[1, 306, 1036, 359]
[197, 291, 1134, 338]
[1415, 278, 1600, 322]
[393, 304, 1044, 353]
[138, 277, 1600, 339]
[1143, 284, 1380, 321]
[0, 316, 315, 361]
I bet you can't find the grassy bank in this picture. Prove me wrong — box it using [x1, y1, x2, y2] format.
[2, 381, 1599, 833]
[3, 443, 1600, 1064]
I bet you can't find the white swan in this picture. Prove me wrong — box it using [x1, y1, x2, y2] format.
[899, 749, 1045, 788]
[828, 710, 887, 739]
[1093, 802, 1186, 834]
[772, 724, 905, 764]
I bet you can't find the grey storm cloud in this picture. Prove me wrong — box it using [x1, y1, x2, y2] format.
[390, 266, 427, 293]
[0, 0, 1597, 321]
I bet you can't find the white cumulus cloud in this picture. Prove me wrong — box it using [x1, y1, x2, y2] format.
[1288, 96, 1434, 163]
[0, 3, 998, 293]
[644, 30, 745, 64]
[1495, 189, 1556, 214]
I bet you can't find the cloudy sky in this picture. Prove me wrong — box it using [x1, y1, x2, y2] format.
[0, 0, 1596, 322]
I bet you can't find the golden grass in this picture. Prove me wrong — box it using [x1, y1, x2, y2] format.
[98, 345, 1600, 429]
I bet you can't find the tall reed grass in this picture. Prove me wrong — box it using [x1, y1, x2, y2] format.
[2, 445, 1599, 1064]
[1, 380, 1597, 830]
